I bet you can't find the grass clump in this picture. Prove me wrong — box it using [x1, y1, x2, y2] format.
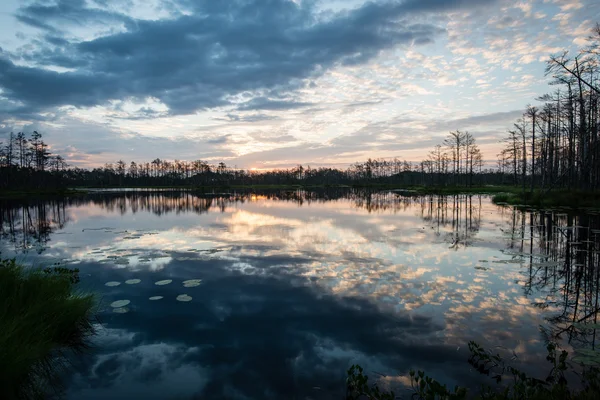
[347, 342, 600, 400]
[0, 259, 96, 399]
[492, 190, 600, 209]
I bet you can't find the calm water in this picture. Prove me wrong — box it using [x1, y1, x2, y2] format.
[1, 190, 599, 399]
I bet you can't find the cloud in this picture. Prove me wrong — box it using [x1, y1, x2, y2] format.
[68, 342, 209, 400]
[1, 115, 235, 166]
[1, 0, 499, 120]
[235, 97, 313, 111]
[2, 0, 596, 169]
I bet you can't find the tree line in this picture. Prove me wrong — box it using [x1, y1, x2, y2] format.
[1, 25, 599, 191]
[0, 132, 497, 189]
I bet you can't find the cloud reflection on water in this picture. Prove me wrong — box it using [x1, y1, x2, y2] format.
[1, 191, 598, 399]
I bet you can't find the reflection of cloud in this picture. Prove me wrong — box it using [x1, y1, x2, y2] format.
[5, 192, 593, 397]
[69, 342, 208, 400]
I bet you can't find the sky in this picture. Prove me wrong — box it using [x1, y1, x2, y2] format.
[0, 0, 598, 169]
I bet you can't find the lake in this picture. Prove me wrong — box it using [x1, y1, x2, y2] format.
[1, 189, 599, 399]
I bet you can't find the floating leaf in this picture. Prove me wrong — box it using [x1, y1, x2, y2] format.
[113, 307, 130, 314]
[149, 296, 163, 301]
[105, 281, 121, 287]
[176, 294, 193, 302]
[183, 279, 202, 287]
[155, 280, 172, 286]
[110, 300, 130, 308]
[125, 279, 141, 285]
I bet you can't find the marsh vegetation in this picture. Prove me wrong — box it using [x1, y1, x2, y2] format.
[0, 260, 96, 399]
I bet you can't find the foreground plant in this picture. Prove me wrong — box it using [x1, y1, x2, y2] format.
[346, 341, 600, 399]
[0, 259, 96, 399]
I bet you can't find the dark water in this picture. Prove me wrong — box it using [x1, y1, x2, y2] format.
[1, 190, 599, 399]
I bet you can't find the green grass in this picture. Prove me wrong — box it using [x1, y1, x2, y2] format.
[0, 260, 96, 399]
[492, 190, 600, 209]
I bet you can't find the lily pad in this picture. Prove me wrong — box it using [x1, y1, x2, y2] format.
[176, 294, 193, 302]
[155, 280, 172, 286]
[110, 300, 131, 308]
[125, 279, 141, 285]
[149, 296, 164, 301]
[183, 279, 202, 287]
[105, 281, 121, 287]
[113, 307, 130, 314]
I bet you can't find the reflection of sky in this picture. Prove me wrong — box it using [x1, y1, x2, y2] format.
[0, 194, 595, 399]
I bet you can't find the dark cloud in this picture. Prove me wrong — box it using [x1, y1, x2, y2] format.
[109, 107, 169, 120]
[15, 0, 134, 33]
[217, 113, 280, 122]
[235, 97, 313, 111]
[206, 135, 231, 145]
[1, 0, 498, 120]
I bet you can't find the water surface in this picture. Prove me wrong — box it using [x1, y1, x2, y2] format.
[1, 190, 599, 399]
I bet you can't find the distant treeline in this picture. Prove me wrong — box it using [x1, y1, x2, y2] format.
[1, 25, 599, 191]
[0, 129, 501, 189]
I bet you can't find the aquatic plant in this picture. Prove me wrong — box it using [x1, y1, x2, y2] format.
[109, 300, 130, 308]
[346, 341, 600, 400]
[176, 294, 192, 302]
[182, 279, 202, 287]
[0, 258, 96, 399]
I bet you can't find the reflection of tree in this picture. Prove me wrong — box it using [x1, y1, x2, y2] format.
[501, 209, 600, 348]
[90, 191, 221, 216]
[0, 190, 351, 251]
[350, 190, 413, 213]
[0, 199, 69, 253]
[416, 194, 482, 248]
[0, 190, 486, 253]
